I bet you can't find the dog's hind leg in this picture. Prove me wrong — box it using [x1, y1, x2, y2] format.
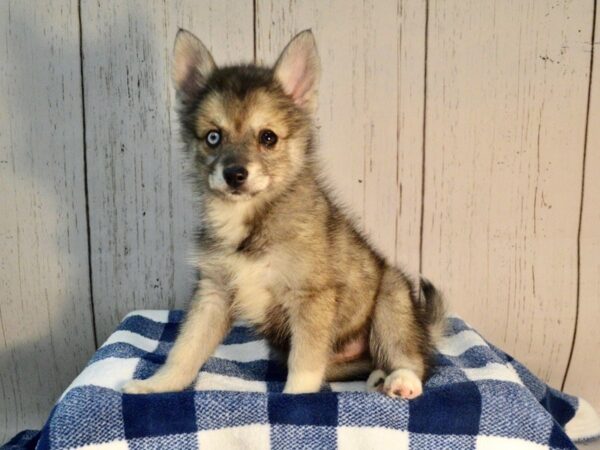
[369, 267, 435, 400]
[325, 358, 373, 382]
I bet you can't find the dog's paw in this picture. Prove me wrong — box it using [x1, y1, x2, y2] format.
[122, 379, 162, 394]
[382, 368, 423, 400]
[122, 375, 186, 394]
[366, 369, 387, 392]
[283, 369, 324, 394]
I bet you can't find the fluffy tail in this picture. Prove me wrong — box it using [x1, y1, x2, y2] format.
[419, 277, 447, 346]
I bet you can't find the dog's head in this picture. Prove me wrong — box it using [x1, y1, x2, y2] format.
[172, 29, 320, 202]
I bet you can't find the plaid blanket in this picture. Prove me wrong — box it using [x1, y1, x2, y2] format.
[5, 310, 600, 450]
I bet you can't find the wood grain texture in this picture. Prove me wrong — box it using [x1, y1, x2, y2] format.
[421, 0, 594, 388]
[0, 0, 94, 441]
[564, 2, 600, 411]
[255, 0, 425, 273]
[81, 0, 254, 343]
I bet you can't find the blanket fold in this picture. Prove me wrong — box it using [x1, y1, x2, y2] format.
[5, 310, 600, 450]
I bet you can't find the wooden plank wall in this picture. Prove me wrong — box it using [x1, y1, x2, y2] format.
[0, 0, 95, 441]
[0, 0, 598, 441]
[81, 0, 254, 343]
[564, 0, 600, 408]
[255, 0, 426, 274]
[422, 0, 594, 389]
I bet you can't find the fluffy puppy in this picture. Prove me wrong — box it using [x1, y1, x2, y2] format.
[123, 29, 445, 399]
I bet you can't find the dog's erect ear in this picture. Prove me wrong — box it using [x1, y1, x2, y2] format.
[172, 29, 216, 99]
[274, 30, 320, 113]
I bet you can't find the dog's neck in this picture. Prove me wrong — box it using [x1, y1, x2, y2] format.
[200, 162, 321, 251]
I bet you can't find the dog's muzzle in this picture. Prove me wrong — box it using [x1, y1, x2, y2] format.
[223, 165, 248, 189]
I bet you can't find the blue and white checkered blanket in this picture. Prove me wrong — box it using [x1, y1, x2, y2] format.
[7, 310, 600, 450]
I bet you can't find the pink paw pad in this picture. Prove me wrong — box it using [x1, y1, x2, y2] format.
[382, 369, 423, 400]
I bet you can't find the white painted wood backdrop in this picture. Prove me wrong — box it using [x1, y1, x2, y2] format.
[0, 0, 598, 442]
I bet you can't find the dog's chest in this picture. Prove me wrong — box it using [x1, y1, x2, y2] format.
[206, 201, 253, 247]
[225, 252, 285, 326]
[205, 201, 297, 327]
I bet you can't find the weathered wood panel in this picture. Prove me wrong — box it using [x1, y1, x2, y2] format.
[81, 0, 254, 342]
[421, 0, 594, 388]
[564, 2, 600, 410]
[0, 0, 94, 441]
[255, 0, 425, 272]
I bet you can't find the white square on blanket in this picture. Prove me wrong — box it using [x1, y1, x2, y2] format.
[213, 340, 270, 362]
[463, 362, 523, 385]
[198, 424, 270, 450]
[101, 330, 160, 353]
[61, 357, 139, 398]
[195, 371, 268, 392]
[75, 439, 130, 449]
[476, 435, 549, 449]
[330, 381, 367, 392]
[337, 426, 409, 449]
[123, 310, 170, 323]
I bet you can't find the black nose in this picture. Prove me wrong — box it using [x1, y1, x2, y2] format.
[223, 166, 248, 189]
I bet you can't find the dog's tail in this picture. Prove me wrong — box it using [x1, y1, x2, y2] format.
[419, 277, 447, 346]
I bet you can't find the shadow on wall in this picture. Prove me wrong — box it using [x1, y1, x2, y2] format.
[0, 1, 95, 442]
[1, 2, 201, 441]
[80, 1, 197, 344]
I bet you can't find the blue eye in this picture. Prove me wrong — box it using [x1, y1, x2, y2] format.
[206, 130, 221, 148]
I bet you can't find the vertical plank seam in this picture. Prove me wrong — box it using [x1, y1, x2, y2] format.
[418, 0, 429, 276]
[561, 0, 597, 391]
[394, 0, 401, 265]
[361, 0, 368, 233]
[252, 0, 257, 63]
[77, 0, 98, 349]
[164, 2, 176, 310]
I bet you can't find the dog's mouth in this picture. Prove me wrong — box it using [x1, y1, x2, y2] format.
[228, 189, 246, 198]
[207, 184, 261, 202]
[221, 187, 256, 201]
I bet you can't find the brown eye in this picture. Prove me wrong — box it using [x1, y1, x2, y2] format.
[205, 130, 221, 148]
[259, 129, 278, 148]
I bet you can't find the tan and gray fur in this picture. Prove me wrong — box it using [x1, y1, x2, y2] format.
[123, 29, 446, 399]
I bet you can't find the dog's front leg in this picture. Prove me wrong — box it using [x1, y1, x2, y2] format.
[283, 289, 335, 394]
[123, 279, 231, 394]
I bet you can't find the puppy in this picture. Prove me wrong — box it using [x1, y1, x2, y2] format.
[123, 29, 445, 399]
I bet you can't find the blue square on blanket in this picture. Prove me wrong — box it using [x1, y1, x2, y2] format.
[549, 423, 577, 449]
[408, 382, 481, 435]
[48, 386, 126, 449]
[133, 359, 163, 380]
[159, 320, 180, 343]
[409, 432, 476, 449]
[271, 424, 337, 449]
[169, 310, 185, 323]
[195, 391, 268, 430]
[337, 392, 409, 429]
[223, 325, 262, 344]
[510, 358, 547, 400]
[119, 315, 165, 340]
[265, 359, 287, 382]
[122, 392, 197, 438]
[541, 387, 577, 427]
[477, 380, 552, 442]
[268, 393, 338, 426]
